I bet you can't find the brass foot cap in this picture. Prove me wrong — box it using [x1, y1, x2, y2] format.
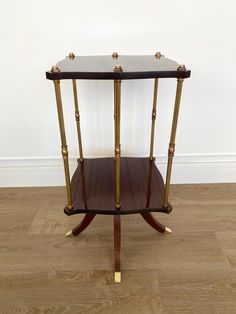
[66, 230, 74, 238]
[114, 272, 121, 283]
[165, 227, 172, 234]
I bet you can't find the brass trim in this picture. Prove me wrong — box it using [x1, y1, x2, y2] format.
[165, 227, 172, 234]
[68, 52, 75, 60]
[114, 271, 121, 283]
[53, 80, 73, 210]
[51, 65, 60, 73]
[72, 79, 84, 162]
[66, 230, 74, 237]
[112, 52, 118, 59]
[155, 52, 163, 59]
[177, 64, 186, 72]
[163, 78, 184, 208]
[114, 80, 122, 209]
[149, 78, 158, 160]
[114, 65, 123, 73]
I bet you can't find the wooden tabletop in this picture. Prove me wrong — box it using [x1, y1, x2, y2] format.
[46, 54, 191, 80]
[64, 157, 171, 216]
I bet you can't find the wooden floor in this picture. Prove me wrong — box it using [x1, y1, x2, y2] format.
[0, 184, 236, 313]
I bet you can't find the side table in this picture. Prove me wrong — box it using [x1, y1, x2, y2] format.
[46, 52, 191, 282]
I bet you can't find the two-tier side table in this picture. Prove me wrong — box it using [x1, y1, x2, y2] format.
[46, 52, 191, 283]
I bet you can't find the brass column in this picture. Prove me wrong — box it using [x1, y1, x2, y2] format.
[114, 80, 121, 209]
[72, 79, 84, 162]
[163, 78, 184, 208]
[149, 78, 159, 160]
[54, 80, 73, 210]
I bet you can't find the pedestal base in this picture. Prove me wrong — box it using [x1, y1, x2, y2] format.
[65, 157, 172, 282]
[66, 212, 172, 283]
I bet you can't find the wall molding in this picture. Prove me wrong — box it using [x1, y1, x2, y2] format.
[0, 153, 236, 187]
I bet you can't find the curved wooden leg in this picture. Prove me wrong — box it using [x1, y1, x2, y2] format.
[114, 215, 121, 283]
[66, 213, 96, 237]
[141, 212, 172, 234]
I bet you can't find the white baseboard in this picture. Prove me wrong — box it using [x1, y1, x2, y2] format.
[0, 154, 236, 187]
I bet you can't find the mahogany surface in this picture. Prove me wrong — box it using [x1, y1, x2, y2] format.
[71, 213, 96, 236]
[114, 215, 121, 273]
[46, 55, 191, 80]
[65, 157, 172, 216]
[141, 213, 166, 233]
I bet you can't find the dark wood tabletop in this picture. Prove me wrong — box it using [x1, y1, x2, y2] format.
[64, 157, 171, 216]
[46, 54, 191, 80]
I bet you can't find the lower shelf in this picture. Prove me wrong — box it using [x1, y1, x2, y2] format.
[64, 157, 172, 216]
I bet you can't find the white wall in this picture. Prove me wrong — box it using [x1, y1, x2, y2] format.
[0, 0, 236, 186]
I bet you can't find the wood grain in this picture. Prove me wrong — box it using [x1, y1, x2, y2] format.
[46, 54, 191, 81]
[67, 157, 168, 216]
[1, 183, 236, 313]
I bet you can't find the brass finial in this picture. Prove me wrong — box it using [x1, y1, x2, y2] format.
[114, 65, 123, 72]
[112, 52, 118, 59]
[68, 52, 75, 60]
[155, 52, 163, 59]
[177, 64, 186, 72]
[51, 65, 60, 73]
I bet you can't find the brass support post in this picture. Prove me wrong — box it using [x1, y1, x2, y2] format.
[53, 80, 73, 210]
[114, 80, 121, 209]
[163, 78, 184, 208]
[72, 79, 84, 162]
[149, 78, 158, 160]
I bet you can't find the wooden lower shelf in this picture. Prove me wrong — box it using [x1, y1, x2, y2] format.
[64, 157, 172, 216]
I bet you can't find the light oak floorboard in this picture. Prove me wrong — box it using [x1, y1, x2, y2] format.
[0, 184, 236, 313]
